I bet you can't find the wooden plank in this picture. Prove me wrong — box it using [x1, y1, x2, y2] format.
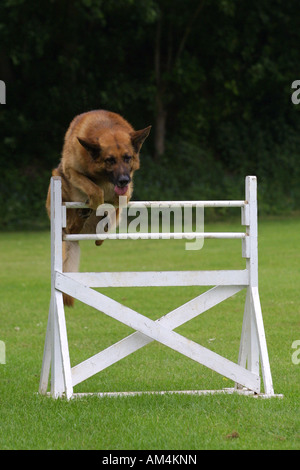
[250, 287, 274, 396]
[39, 299, 53, 395]
[249, 292, 260, 376]
[65, 270, 249, 287]
[50, 177, 65, 398]
[50, 295, 65, 398]
[63, 232, 247, 241]
[54, 291, 73, 399]
[64, 200, 246, 209]
[71, 285, 244, 386]
[239, 286, 260, 376]
[51, 177, 63, 274]
[70, 389, 283, 399]
[128, 200, 246, 208]
[245, 176, 258, 287]
[55, 273, 260, 392]
[237, 288, 251, 370]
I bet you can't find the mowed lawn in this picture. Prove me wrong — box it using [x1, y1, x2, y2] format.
[0, 217, 299, 450]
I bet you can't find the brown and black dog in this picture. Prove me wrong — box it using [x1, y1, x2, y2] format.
[46, 110, 151, 306]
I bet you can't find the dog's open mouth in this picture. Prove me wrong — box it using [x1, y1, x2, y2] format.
[114, 185, 128, 196]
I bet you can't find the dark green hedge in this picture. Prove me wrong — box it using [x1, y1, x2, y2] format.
[1, 0, 300, 229]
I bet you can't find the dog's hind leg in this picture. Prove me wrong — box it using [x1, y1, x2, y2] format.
[62, 240, 80, 307]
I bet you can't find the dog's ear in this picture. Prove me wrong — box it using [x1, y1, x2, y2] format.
[77, 137, 101, 160]
[130, 126, 151, 153]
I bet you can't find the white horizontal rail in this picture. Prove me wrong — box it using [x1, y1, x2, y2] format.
[63, 232, 247, 241]
[65, 270, 249, 287]
[68, 389, 283, 399]
[64, 200, 246, 209]
[130, 200, 246, 208]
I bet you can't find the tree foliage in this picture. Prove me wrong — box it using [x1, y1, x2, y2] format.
[0, 0, 299, 227]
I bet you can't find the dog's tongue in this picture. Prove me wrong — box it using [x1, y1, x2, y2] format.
[114, 185, 128, 196]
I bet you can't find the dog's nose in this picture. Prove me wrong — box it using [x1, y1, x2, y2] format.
[117, 175, 130, 187]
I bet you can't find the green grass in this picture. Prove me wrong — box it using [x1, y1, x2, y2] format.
[0, 218, 299, 450]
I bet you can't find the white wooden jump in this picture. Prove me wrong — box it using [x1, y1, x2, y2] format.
[39, 175, 281, 399]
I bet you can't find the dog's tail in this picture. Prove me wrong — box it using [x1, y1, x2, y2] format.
[62, 240, 80, 307]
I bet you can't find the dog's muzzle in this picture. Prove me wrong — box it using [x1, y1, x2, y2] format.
[114, 174, 131, 196]
[117, 174, 130, 188]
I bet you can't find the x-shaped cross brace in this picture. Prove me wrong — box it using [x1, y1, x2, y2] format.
[54, 272, 260, 396]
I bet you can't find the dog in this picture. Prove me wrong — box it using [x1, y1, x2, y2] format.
[46, 110, 151, 306]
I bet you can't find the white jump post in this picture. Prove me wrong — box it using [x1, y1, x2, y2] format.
[39, 175, 280, 399]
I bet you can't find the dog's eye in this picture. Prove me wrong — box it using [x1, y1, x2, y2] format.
[123, 155, 132, 163]
[105, 157, 116, 165]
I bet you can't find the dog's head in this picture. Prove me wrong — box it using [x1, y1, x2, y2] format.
[77, 126, 151, 195]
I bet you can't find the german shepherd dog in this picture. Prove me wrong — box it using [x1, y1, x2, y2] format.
[46, 110, 151, 306]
